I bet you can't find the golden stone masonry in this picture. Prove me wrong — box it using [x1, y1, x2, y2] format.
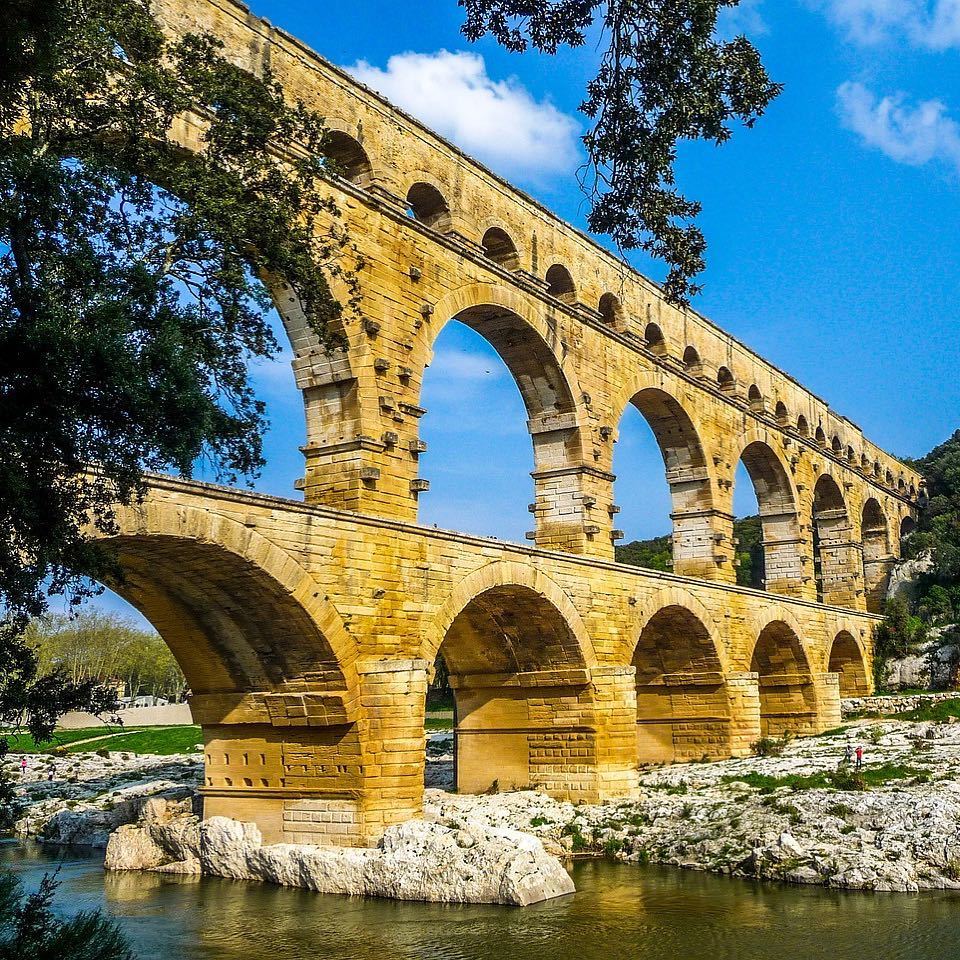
[99, 0, 924, 846]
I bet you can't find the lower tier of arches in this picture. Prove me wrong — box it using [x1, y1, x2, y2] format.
[102, 477, 878, 848]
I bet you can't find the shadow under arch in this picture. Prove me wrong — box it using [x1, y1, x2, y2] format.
[101, 499, 358, 699]
[423, 562, 598, 796]
[612, 372, 717, 579]
[631, 596, 738, 763]
[749, 618, 820, 738]
[829, 629, 870, 697]
[733, 432, 803, 597]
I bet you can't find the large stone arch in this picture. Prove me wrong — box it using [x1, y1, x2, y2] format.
[746, 615, 820, 738]
[423, 283, 593, 551]
[94, 494, 370, 846]
[627, 588, 737, 763]
[861, 497, 893, 613]
[102, 498, 358, 698]
[731, 430, 804, 597]
[423, 560, 595, 670]
[423, 561, 602, 796]
[812, 472, 859, 608]
[828, 629, 871, 697]
[610, 369, 719, 579]
[425, 284, 585, 437]
[620, 584, 726, 670]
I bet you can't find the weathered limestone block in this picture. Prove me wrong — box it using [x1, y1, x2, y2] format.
[106, 815, 575, 906]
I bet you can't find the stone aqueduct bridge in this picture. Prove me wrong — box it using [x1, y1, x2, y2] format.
[104, 0, 925, 846]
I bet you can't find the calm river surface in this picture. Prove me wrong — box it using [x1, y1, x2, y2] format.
[5, 838, 960, 960]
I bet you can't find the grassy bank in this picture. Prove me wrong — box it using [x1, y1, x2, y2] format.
[4, 725, 203, 755]
[6, 716, 454, 755]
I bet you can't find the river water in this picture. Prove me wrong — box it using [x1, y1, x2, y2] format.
[4, 838, 959, 960]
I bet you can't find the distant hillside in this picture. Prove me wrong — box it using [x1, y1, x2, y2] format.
[615, 515, 764, 589]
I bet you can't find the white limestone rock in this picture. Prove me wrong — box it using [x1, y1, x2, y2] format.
[367, 820, 575, 906]
[106, 814, 574, 906]
[887, 554, 934, 604]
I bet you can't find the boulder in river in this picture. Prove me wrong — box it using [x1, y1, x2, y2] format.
[106, 812, 575, 906]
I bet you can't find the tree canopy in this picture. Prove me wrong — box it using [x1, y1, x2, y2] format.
[904, 431, 960, 625]
[0, 0, 358, 751]
[460, 0, 780, 301]
[27, 611, 186, 703]
[0, 873, 133, 960]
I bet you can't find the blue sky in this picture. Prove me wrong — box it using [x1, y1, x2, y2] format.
[91, 0, 960, 625]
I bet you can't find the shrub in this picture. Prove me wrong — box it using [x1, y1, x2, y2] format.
[752, 733, 792, 757]
[827, 768, 867, 791]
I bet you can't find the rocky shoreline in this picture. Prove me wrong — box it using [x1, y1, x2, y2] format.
[8, 713, 960, 896]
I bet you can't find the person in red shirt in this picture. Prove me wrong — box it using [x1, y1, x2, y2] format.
[855, 745, 863, 771]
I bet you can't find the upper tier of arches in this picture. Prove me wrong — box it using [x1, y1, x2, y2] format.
[308, 123, 919, 500]
[152, 0, 922, 507]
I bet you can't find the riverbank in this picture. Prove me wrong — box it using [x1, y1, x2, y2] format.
[7, 712, 960, 893]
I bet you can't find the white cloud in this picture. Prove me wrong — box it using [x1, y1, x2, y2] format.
[717, 0, 769, 38]
[814, 0, 960, 48]
[428, 347, 505, 381]
[348, 51, 580, 179]
[837, 80, 960, 171]
[250, 348, 296, 390]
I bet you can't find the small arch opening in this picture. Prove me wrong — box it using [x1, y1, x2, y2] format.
[481, 227, 520, 271]
[775, 401, 789, 426]
[815, 426, 827, 446]
[683, 345, 702, 375]
[717, 366, 736, 395]
[407, 182, 452, 232]
[599, 292, 623, 327]
[644, 323, 667, 356]
[832, 436, 843, 455]
[322, 130, 373, 186]
[796, 415, 810, 437]
[748, 384, 764, 413]
[545, 264, 576, 303]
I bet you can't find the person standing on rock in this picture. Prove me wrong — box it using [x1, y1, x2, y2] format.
[855, 745, 863, 771]
[20, 756, 27, 777]
[843, 743, 853, 766]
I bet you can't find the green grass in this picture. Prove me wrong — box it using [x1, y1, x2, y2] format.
[2, 727, 121, 753]
[68, 726, 203, 755]
[2, 725, 202, 755]
[896, 699, 960, 722]
[721, 763, 927, 793]
[820, 725, 850, 738]
[425, 717, 453, 731]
